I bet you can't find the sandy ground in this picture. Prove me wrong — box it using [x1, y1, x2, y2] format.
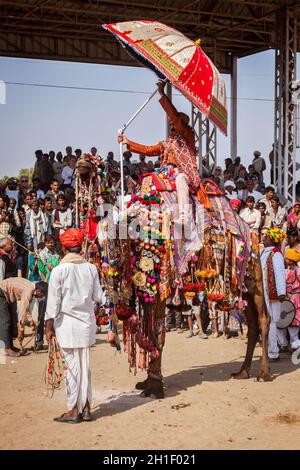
[1, 329, 300, 450]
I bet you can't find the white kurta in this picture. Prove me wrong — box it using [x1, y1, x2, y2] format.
[260, 246, 286, 359]
[240, 207, 261, 230]
[45, 258, 104, 412]
[45, 260, 104, 348]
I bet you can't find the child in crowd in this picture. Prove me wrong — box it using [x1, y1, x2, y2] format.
[0, 211, 12, 237]
[165, 305, 183, 333]
[52, 194, 72, 237]
[27, 242, 42, 282]
[7, 198, 21, 232]
[184, 294, 208, 339]
[22, 193, 33, 214]
[24, 199, 49, 251]
[37, 234, 60, 282]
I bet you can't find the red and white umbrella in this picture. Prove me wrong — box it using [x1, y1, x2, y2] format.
[103, 20, 227, 135]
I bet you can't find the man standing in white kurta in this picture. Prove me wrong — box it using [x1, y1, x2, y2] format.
[45, 228, 104, 423]
[260, 228, 287, 362]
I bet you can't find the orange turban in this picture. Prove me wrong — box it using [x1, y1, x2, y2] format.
[285, 249, 300, 263]
[60, 228, 85, 248]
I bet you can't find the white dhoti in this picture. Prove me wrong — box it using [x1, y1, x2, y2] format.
[62, 347, 92, 413]
[267, 301, 281, 359]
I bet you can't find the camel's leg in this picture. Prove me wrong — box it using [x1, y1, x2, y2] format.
[257, 312, 271, 381]
[232, 252, 272, 381]
[231, 293, 259, 379]
[254, 260, 272, 381]
[139, 298, 166, 399]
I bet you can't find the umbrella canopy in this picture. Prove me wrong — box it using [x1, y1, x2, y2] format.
[102, 20, 227, 135]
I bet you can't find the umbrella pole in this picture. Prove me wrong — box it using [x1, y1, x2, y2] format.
[119, 141, 125, 213]
[121, 87, 159, 134]
[75, 176, 79, 228]
[118, 83, 166, 212]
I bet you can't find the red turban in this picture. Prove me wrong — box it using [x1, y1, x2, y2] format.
[60, 228, 85, 248]
[230, 199, 242, 209]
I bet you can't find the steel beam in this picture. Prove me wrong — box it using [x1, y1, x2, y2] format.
[231, 55, 238, 160]
[0, 1, 278, 24]
[165, 81, 172, 139]
[191, 41, 219, 175]
[192, 105, 203, 175]
[192, 105, 217, 175]
[274, 7, 297, 204]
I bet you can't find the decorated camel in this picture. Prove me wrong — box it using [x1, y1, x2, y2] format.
[76, 21, 271, 399]
[96, 163, 271, 400]
[72, 100, 271, 400]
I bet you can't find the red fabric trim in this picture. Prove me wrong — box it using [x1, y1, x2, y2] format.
[178, 47, 213, 111]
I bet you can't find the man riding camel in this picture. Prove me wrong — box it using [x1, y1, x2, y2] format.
[118, 80, 209, 224]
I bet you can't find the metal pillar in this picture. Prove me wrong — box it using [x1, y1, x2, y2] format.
[192, 105, 217, 176]
[274, 7, 297, 204]
[166, 81, 172, 139]
[231, 55, 238, 160]
[191, 41, 218, 176]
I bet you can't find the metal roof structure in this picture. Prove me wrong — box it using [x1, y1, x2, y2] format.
[1, 0, 299, 202]
[0, 0, 300, 74]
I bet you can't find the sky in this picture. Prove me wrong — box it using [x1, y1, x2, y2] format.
[0, 49, 299, 183]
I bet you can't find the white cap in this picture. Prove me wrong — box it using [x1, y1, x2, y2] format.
[224, 180, 236, 189]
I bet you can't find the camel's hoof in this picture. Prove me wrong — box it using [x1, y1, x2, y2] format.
[139, 378, 165, 399]
[135, 377, 149, 391]
[231, 370, 250, 380]
[256, 372, 272, 382]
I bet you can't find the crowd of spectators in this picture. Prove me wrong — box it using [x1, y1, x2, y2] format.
[0, 145, 162, 284]
[0, 146, 299, 350]
[1, 147, 300, 281]
[208, 151, 300, 238]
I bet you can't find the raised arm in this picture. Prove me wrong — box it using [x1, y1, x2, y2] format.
[118, 134, 161, 157]
[157, 80, 194, 148]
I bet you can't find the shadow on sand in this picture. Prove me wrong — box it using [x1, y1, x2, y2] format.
[91, 353, 298, 421]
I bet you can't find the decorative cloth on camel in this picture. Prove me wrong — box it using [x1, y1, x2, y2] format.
[97, 171, 255, 377]
[160, 191, 203, 275]
[202, 179, 225, 197]
[151, 166, 177, 192]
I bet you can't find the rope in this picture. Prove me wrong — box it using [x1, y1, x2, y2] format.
[43, 336, 68, 398]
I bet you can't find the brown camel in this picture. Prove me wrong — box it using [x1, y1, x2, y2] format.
[232, 245, 271, 382]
